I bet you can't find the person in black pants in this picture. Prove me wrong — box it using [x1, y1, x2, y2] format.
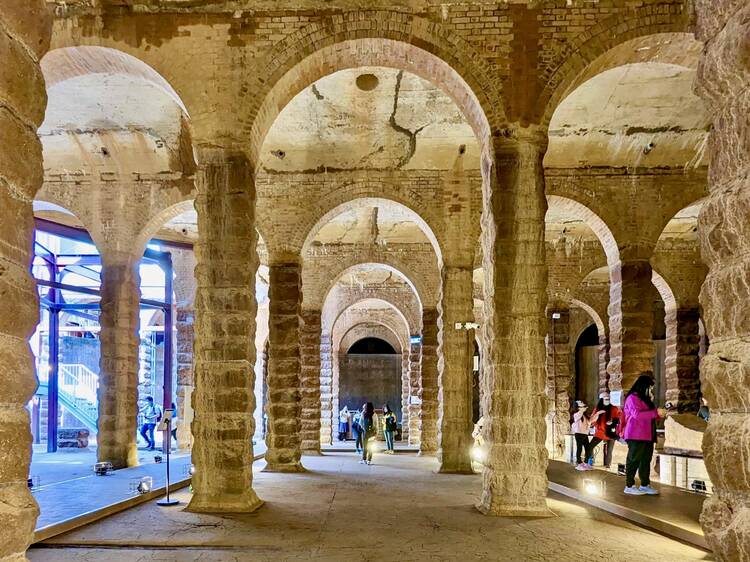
[359, 402, 375, 465]
[571, 400, 592, 471]
[352, 405, 364, 454]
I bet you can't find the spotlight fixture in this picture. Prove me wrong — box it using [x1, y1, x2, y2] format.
[130, 476, 153, 495]
[643, 141, 655, 155]
[154, 455, 163, 464]
[94, 461, 113, 476]
[471, 445, 486, 464]
[27, 475, 40, 489]
[583, 478, 604, 497]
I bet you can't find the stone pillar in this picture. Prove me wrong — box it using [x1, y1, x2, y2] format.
[175, 305, 194, 449]
[665, 307, 701, 413]
[437, 267, 474, 473]
[300, 310, 322, 454]
[607, 260, 654, 392]
[408, 341, 422, 446]
[264, 262, 304, 472]
[478, 132, 550, 517]
[97, 257, 141, 469]
[401, 349, 410, 442]
[694, 4, 750, 556]
[0, 3, 50, 558]
[187, 148, 262, 513]
[545, 308, 572, 459]
[598, 334, 609, 392]
[419, 309, 439, 454]
[319, 332, 333, 445]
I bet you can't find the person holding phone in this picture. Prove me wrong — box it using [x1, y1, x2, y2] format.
[620, 373, 666, 495]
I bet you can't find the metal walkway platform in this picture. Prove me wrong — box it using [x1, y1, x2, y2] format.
[547, 459, 707, 550]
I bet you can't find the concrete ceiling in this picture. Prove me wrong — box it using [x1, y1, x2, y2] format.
[659, 202, 702, 241]
[261, 67, 480, 172]
[311, 205, 430, 246]
[545, 205, 600, 244]
[337, 266, 408, 289]
[545, 62, 710, 169]
[40, 73, 187, 177]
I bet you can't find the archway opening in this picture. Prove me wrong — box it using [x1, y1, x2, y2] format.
[575, 324, 600, 407]
[348, 337, 398, 355]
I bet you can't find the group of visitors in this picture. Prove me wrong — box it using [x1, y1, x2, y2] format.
[339, 402, 398, 464]
[571, 373, 666, 496]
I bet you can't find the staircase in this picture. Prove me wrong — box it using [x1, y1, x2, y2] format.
[36, 364, 99, 435]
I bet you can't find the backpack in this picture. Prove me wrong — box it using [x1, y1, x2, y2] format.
[362, 416, 376, 437]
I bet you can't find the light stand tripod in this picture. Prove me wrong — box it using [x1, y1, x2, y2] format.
[156, 410, 179, 506]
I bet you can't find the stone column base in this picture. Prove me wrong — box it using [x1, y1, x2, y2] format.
[187, 491, 264, 514]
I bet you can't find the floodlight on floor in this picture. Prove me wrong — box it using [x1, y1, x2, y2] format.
[130, 476, 153, 495]
[27, 475, 40, 489]
[93, 461, 113, 476]
[583, 478, 604, 497]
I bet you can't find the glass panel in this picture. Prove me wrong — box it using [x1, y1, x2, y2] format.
[57, 302, 101, 449]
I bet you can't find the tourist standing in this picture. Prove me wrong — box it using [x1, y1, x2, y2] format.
[352, 406, 364, 454]
[571, 400, 592, 471]
[359, 402, 376, 465]
[383, 403, 397, 454]
[588, 392, 620, 469]
[139, 396, 161, 451]
[338, 406, 350, 441]
[621, 373, 665, 495]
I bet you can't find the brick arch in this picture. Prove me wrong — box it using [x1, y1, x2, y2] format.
[323, 287, 421, 337]
[539, 18, 693, 126]
[134, 199, 269, 264]
[296, 191, 442, 266]
[327, 301, 411, 441]
[41, 46, 189, 116]
[326, 294, 417, 342]
[319, 263, 422, 327]
[651, 268, 683, 408]
[32, 197, 106, 256]
[570, 298, 606, 339]
[247, 13, 501, 168]
[306, 257, 437, 312]
[547, 195, 620, 268]
[339, 324, 404, 357]
[135, 199, 194, 257]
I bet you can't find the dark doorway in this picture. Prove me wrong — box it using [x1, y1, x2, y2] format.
[347, 337, 397, 354]
[575, 324, 599, 407]
[340, 337, 401, 421]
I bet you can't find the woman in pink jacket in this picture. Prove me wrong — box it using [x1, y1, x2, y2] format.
[621, 373, 666, 496]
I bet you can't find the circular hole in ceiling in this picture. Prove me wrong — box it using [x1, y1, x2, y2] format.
[356, 73, 379, 91]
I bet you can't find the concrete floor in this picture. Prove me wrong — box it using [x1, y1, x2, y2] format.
[30, 453, 711, 562]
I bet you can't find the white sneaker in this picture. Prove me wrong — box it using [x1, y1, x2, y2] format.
[624, 486, 646, 495]
[366, 460, 372, 465]
[359, 460, 366, 464]
[575, 463, 588, 471]
[639, 485, 659, 495]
